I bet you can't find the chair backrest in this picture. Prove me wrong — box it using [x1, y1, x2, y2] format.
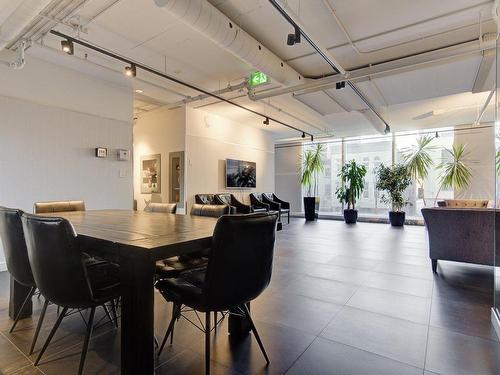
[0, 207, 34, 287]
[204, 213, 278, 311]
[144, 202, 177, 213]
[34, 200, 86, 214]
[215, 194, 232, 206]
[195, 194, 216, 205]
[190, 203, 230, 218]
[262, 193, 275, 201]
[21, 213, 94, 308]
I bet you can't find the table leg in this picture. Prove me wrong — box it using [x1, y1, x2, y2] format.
[9, 276, 32, 320]
[228, 302, 251, 337]
[120, 254, 155, 374]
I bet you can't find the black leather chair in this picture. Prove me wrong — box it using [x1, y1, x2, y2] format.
[155, 203, 230, 280]
[215, 194, 252, 214]
[263, 193, 290, 224]
[196, 194, 235, 214]
[195, 194, 216, 205]
[0, 207, 47, 355]
[249, 193, 271, 213]
[155, 212, 278, 374]
[22, 214, 120, 375]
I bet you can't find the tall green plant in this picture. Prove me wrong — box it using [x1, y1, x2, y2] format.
[401, 135, 436, 206]
[300, 144, 325, 197]
[434, 143, 472, 202]
[375, 163, 412, 212]
[335, 160, 367, 210]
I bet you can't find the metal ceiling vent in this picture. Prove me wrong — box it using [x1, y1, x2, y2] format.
[154, 0, 303, 86]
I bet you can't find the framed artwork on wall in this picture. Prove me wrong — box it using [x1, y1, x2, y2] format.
[141, 154, 161, 193]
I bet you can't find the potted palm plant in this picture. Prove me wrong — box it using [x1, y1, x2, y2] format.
[401, 135, 436, 206]
[335, 160, 367, 224]
[435, 143, 472, 203]
[375, 163, 412, 226]
[300, 144, 325, 221]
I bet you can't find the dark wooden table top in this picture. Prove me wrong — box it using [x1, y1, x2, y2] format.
[43, 209, 218, 253]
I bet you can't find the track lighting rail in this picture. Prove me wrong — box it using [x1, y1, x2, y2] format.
[50, 30, 314, 139]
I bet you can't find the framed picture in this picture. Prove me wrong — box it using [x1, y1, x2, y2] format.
[141, 154, 161, 193]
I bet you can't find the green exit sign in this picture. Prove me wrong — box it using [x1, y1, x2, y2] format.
[249, 71, 269, 87]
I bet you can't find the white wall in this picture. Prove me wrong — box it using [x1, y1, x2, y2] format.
[0, 53, 133, 271]
[185, 107, 275, 207]
[275, 144, 302, 213]
[133, 106, 186, 211]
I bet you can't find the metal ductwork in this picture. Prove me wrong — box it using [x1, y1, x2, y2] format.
[0, 0, 52, 50]
[154, 0, 303, 86]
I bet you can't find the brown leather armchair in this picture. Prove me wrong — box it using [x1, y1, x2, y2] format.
[215, 194, 252, 214]
[144, 203, 177, 213]
[34, 200, 85, 214]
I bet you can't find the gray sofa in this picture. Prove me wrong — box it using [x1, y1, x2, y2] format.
[421, 207, 494, 273]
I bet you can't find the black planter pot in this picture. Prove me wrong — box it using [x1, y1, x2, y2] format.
[389, 211, 405, 226]
[304, 197, 319, 221]
[343, 209, 358, 224]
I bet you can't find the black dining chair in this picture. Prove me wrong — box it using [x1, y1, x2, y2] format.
[0, 207, 47, 355]
[22, 213, 121, 375]
[155, 212, 278, 374]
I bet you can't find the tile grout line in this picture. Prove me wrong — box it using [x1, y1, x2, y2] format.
[422, 275, 436, 372]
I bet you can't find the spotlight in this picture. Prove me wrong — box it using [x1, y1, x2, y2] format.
[61, 39, 73, 55]
[263, 117, 270, 125]
[301, 132, 305, 138]
[124, 64, 136, 77]
[435, 131, 439, 138]
[336, 81, 346, 90]
[310, 135, 314, 142]
[287, 26, 301, 46]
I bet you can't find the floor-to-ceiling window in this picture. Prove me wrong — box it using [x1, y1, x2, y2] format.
[394, 128, 454, 219]
[344, 135, 392, 217]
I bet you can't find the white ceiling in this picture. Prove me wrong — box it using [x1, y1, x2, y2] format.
[7, 0, 497, 138]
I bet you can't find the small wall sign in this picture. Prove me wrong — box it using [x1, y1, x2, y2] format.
[95, 147, 107, 158]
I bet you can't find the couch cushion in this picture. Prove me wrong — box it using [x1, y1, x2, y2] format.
[444, 199, 489, 208]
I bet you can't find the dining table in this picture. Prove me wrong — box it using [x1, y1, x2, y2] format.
[9, 209, 252, 374]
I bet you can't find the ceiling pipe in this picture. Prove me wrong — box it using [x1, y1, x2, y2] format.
[268, 0, 390, 134]
[251, 37, 492, 100]
[0, 0, 52, 50]
[154, 0, 304, 86]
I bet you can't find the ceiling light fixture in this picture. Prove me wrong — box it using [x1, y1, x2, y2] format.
[124, 64, 136, 77]
[263, 117, 270, 125]
[61, 39, 73, 55]
[287, 26, 301, 46]
[135, 89, 143, 93]
[435, 131, 439, 138]
[310, 135, 314, 142]
[301, 132, 305, 138]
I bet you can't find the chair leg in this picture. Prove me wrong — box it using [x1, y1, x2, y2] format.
[205, 312, 211, 375]
[35, 306, 68, 366]
[29, 298, 49, 355]
[10, 286, 36, 333]
[110, 302, 118, 328]
[102, 304, 114, 325]
[213, 312, 217, 332]
[158, 303, 180, 356]
[241, 304, 270, 364]
[77, 306, 96, 375]
[288, 211, 290, 224]
[170, 304, 179, 345]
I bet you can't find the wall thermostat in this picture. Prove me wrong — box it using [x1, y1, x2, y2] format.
[118, 149, 130, 161]
[95, 147, 107, 158]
